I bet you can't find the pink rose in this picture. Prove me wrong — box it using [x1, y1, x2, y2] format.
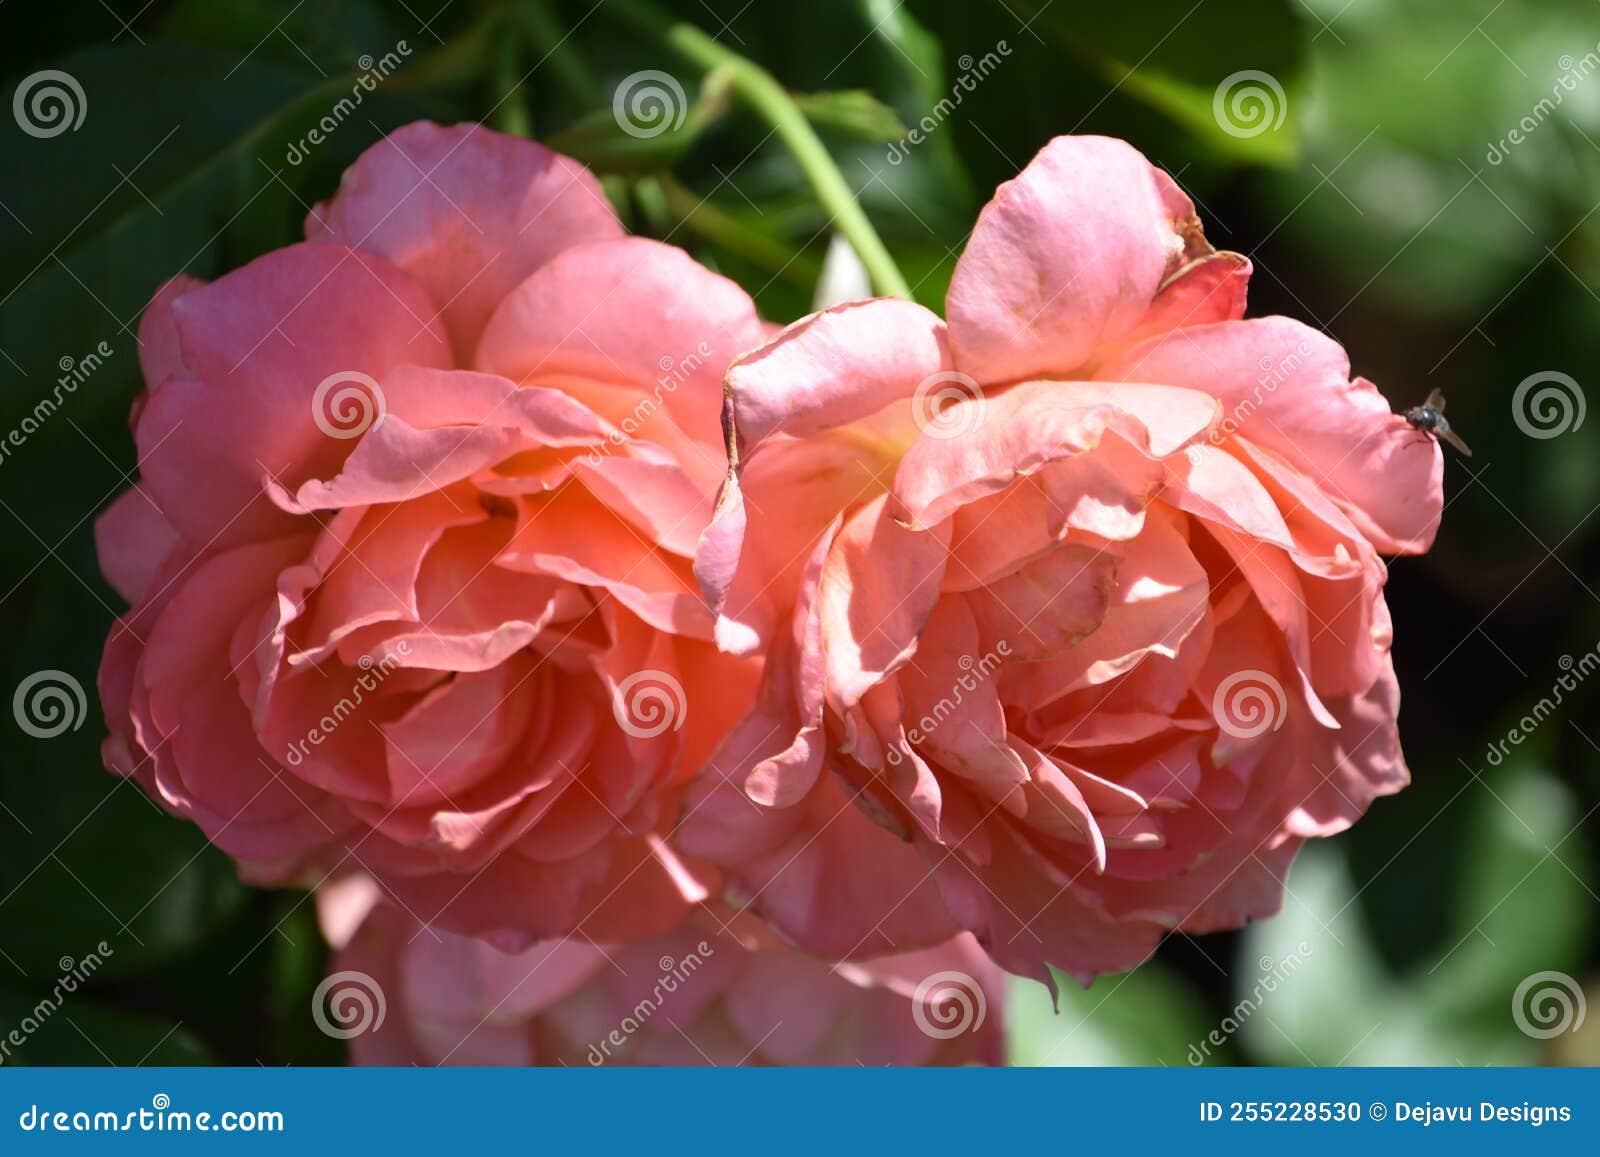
[682, 135, 1445, 984]
[317, 876, 1005, 1066]
[96, 122, 767, 947]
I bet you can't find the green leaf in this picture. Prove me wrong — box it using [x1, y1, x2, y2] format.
[857, 0, 974, 207]
[268, 896, 343, 1065]
[795, 89, 908, 142]
[0, 783, 251, 982]
[546, 107, 701, 173]
[1238, 844, 1395, 1065]
[160, 0, 396, 72]
[0, 402, 249, 980]
[1007, 963, 1219, 1066]
[0, 990, 213, 1066]
[0, 39, 453, 436]
[1258, 0, 1600, 317]
[990, 0, 1307, 166]
[859, 0, 946, 109]
[1239, 761, 1591, 1069]
[546, 72, 730, 174]
[1423, 760, 1594, 1027]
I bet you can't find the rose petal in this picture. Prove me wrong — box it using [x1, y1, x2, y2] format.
[307, 121, 622, 359]
[946, 135, 1205, 383]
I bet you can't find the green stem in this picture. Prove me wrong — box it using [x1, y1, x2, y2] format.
[608, 0, 910, 299]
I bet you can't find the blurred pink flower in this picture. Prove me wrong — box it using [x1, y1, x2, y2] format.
[318, 876, 1005, 1066]
[682, 134, 1445, 984]
[96, 122, 765, 949]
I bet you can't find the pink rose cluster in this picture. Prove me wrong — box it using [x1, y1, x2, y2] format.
[96, 122, 1442, 1065]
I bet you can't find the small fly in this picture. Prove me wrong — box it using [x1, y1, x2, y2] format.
[1403, 388, 1472, 457]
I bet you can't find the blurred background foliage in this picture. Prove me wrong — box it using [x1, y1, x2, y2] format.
[0, 0, 1596, 1066]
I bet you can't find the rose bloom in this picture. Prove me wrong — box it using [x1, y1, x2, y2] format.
[318, 876, 1004, 1066]
[96, 122, 766, 946]
[683, 135, 1444, 983]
